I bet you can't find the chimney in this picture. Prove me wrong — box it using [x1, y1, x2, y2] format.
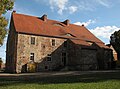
[41, 14, 47, 22]
[82, 24, 84, 26]
[63, 19, 70, 26]
[13, 10, 16, 13]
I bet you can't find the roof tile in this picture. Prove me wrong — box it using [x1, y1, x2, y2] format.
[12, 12, 109, 49]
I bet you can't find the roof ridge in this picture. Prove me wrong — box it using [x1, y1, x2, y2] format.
[13, 12, 68, 25]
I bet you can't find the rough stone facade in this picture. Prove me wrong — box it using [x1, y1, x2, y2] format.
[66, 41, 98, 70]
[6, 20, 17, 73]
[16, 33, 67, 73]
[6, 32, 113, 73]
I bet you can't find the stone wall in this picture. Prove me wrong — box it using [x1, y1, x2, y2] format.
[104, 49, 113, 69]
[6, 28, 113, 73]
[16, 33, 67, 73]
[67, 41, 98, 70]
[16, 34, 110, 73]
[6, 21, 17, 73]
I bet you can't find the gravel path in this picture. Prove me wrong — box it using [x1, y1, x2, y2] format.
[0, 70, 120, 77]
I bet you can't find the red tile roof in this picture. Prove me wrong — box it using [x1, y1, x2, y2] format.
[71, 39, 90, 46]
[12, 12, 109, 49]
[95, 42, 110, 49]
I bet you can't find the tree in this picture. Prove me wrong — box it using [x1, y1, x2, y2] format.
[0, 0, 14, 46]
[110, 30, 120, 60]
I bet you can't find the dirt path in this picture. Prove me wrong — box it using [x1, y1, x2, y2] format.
[0, 70, 120, 77]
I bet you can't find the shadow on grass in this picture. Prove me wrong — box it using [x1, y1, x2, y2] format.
[0, 71, 120, 87]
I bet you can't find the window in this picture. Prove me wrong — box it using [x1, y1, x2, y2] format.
[62, 53, 66, 61]
[87, 41, 93, 46]
[53, 23, 64, 27]
[64, 33, 76, 37]
[47, 54, 52, 61]
[61, 52, 66, 66]
[52, 39, 55, 46]
[31, 37, 35, 45]
[64, 41, 67, 48]
[45, 66, 48, 69]
[30, 53, 34, 61]
[66, 33, 72, 36]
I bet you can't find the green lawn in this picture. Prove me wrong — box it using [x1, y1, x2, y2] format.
[0, 71, 120, 89]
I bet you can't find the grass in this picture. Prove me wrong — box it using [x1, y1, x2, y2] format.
[0, 71, 120, 89]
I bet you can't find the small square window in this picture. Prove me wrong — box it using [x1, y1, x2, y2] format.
[52, 39, 55, 46]
[31, 37, 35, 45]
[47, 54, 52, 61]
[30, 53, 34, 61]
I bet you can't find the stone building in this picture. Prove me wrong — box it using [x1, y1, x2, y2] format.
[6, 11, 113, 73]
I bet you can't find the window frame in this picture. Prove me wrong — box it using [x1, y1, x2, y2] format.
[47, 54, 52, 61]
[30, 53, 34, 61]
[31, 37, 35, 45]
[51, 39, 55, 46]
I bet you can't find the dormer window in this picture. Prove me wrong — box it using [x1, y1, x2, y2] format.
[53, 23, 64, 27]
[63, 33, 76, 37]
[86, 41, 93, 45]
[66, 33, 72, 36]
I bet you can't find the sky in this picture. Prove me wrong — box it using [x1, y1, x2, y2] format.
[0, 0, 120, 62]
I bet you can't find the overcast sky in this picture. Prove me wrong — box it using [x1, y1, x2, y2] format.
[1, 0, 120, 62]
